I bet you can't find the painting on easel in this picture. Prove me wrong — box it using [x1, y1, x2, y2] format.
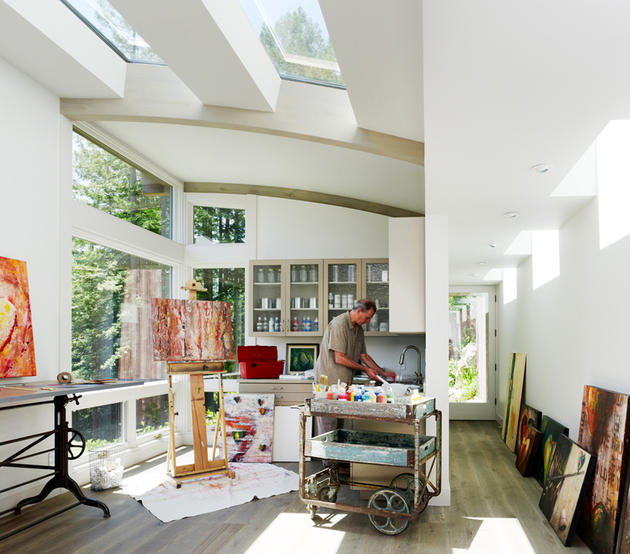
[151, 298, 234, 361]
[0, 256, 36, 378]
[225, 394, 274, 463]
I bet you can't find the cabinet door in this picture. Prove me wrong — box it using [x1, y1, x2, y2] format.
[250, 260, 285, 336]
[286, 260, 323, 336]
[361, 259, 392, 335]
[324, 259, 361, 326]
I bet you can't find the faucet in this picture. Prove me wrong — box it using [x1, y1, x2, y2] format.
[399, 345, 423, 390]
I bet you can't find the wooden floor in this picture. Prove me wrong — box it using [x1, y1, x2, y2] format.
[0, 421, 591, 553]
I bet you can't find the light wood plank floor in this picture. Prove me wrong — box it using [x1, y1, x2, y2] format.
[0, 421, 591, 553]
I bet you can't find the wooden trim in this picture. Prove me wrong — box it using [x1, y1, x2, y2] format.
[185, 182, 423, 218]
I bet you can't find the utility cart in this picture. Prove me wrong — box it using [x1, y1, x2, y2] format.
[299, 396, 442, 535]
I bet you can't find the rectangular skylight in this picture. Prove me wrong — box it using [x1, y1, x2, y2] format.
[61, 0, 163, 64]
[239, 0, 344, 88]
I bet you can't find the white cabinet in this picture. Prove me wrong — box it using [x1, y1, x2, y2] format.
[388, 217, 426, 332]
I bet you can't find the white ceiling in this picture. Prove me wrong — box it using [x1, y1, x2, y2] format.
[5, 0, 630, 285]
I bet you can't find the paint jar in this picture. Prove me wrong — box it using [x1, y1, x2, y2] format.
[334, 294, 341, 308]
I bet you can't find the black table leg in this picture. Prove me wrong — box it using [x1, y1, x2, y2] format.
[14, 395, 110, 518]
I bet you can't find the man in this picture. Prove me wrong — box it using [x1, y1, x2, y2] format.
[313, 298, 396, 434]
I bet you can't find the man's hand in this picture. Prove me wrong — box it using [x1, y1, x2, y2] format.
[382, 370, 397, 381]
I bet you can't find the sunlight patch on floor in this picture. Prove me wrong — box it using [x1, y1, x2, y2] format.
[245, 512, 348, 553]
[452, 517, 535, 554]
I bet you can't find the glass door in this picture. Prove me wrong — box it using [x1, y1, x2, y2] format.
[324, 260, 361, 325]
[250, 261, 283, 336]
[448, 287, 497, 420]
[287, 260, 323, 336]
[362, 259, 390, 334]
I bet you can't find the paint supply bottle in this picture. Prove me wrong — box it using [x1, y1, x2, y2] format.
[292, 316, 299, 332]
[313, 317, 319, 332]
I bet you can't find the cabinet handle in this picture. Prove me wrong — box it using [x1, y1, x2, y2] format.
[271, 386, 284, 391]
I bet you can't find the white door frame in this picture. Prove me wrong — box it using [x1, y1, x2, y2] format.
[448, 285, 497, 420]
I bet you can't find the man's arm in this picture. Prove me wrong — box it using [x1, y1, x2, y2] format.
[359, 353, 396, 381]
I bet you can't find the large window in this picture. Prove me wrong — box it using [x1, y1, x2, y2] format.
[72, 237, 171, 381]
[72, 131, 172, 238]
[193, 267, 245, 368]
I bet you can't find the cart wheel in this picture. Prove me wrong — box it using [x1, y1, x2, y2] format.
[390, 473, 430, 515]
[308, 504, 318, 520]
[67, 429, 86, 460]
[367, 488, 410, 535]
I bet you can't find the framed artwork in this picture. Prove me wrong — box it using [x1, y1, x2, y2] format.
[224, 394, 274, 463]
[516, 425, 542, 477]
[539, 434, 594, 546]
[285, 344, 318, 374]
[516, 405, 542, 454]
[0, 256, 36, 378]
[534, 415, 569, 487]
[501, 352, 527, 451]
[617, 460, 630, 554]
[577, 385, 630, 554]
[150, 298, 234, 361]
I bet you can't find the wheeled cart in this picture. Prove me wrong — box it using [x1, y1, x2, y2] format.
[299, 397, 442, 535]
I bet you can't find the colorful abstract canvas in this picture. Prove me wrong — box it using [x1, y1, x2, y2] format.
[617, 462, 630, 554]
[224, 394, 274, 463]
[516, 404, 542, 454]
[516, 425, 542, 477]
[501, 352, 527, 451]
[577, 385, 630, 554]
[534, 416, 569, 487]
[151, 298, 234, 361]
[539, 434, 594, 545]
[0, 256, 36, 378]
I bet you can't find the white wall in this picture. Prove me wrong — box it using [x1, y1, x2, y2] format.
[497, 196, 630, 439]
[0, 56, 69, 512]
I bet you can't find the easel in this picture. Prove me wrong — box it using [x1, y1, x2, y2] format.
[165, 279, 235, 486]
[166, 362, 234, 486]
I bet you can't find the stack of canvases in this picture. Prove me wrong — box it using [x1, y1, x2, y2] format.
[502, 352, 630, 553]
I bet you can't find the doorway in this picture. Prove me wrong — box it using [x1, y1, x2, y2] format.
[448, 286, 497, 420]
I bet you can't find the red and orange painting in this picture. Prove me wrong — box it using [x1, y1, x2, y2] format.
[0, 256, 36, 378]
[577, 385, 630, 554]
[224, 394, 274, 463]
[150, 298, 234, 362]
[515, 425, 542, 477]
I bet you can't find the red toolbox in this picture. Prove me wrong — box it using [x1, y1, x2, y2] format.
[237, 346, 284, 379]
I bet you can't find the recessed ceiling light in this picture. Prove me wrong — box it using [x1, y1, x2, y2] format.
[468, 273, 478, 277]
[488, 242, 497, 248]
[531, 163, 552, 174]
[504, 211, 519, 219]
[478, 261, 487, 266]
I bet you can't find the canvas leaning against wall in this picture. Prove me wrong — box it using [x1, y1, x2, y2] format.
[0, 256, 36, 378]
[224, 394, 274, 463]
[501, 352, 526, 451]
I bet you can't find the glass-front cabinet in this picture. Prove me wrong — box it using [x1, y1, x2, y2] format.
[362, 259, 390, 335]
[249, 259, 323, 337]
[324, 259, 361, 326]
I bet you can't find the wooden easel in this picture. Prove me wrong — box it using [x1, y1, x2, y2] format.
[166, 361, 235, 486]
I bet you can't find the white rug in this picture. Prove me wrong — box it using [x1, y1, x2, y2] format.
[122, 463, 299, 523]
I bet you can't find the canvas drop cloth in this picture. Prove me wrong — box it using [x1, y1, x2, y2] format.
[122, 463, 298, 523]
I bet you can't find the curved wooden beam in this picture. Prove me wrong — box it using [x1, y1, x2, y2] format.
[184, 182, 423, 218]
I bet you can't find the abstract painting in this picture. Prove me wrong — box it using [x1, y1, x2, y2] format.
[577, 385, 630, 554]
[286, 344, 319, 374]
[534, 416, 569, 487]
[224, 394, 274, 463]
[151, 298, 234, 361]
[516, 425, 542, 477]
[539, 434, 594, 545]
[501, 352, 527, 451]
[617, 462, 630, 554]
[516, 404, 542, 454]
[0, 256, 36, 378]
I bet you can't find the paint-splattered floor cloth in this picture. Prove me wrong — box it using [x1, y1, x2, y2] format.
[122, 463, 298, 523]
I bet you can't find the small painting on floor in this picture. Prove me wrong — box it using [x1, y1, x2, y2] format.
[539, 434, 594, 545]
[534, 415, 569, 487]
[224, 393, 274, 463]
[516, 404, 541, 454]
[515, 425, 542, 477]
[0, 256, 36, 378]
[577, 385, 630, 554]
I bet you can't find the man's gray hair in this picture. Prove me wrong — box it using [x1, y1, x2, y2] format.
[353, 298, 377, 313]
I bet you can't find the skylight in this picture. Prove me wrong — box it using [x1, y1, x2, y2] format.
[239, 0, 344, 88]
[61, 0, 163, 64]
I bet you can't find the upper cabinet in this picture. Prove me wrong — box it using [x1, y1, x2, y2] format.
[388, 217, 425, 333]
[362, 258, 392, 335]
[324, 259, 362, 327]
[249, 259, 323, 337]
